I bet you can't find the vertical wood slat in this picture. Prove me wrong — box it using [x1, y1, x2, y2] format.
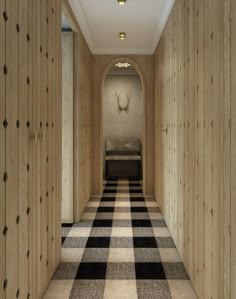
[196, 0, 205, 295]
[40, 0, 48, 291]
[47, 0, 53, 278]
[223, 0, 231, 298]
[33, 0, 42, 296]
[5, 0, 19, 298]
[212, 0, 224, 298]
[28, 0, 33, 297]
[188, 0, 195, 282]
[51, 0, 56, 272]
[55, 0, 62, 266]
[231, 0, 236, 297]
[0, 0, 6, 298]
[204, 0, 213, 297]
[18, 0, 29, 297]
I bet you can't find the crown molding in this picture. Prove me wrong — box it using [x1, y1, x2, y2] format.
[151, 0, 175, 51]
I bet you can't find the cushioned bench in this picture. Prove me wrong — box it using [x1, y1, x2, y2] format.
[105, 138, 142, 179]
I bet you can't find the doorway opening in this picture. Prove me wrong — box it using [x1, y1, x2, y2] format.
[102, 60, 144, 183]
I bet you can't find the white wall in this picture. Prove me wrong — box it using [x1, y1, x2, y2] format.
[103, 75, 142, 142]
[62, 32, 73, 223]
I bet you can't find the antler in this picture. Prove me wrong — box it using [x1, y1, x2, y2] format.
[123, 94, 130, 114]
[115, 92, 130, 114]
[115, 92, 122, 113]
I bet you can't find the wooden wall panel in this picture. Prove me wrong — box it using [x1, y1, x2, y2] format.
[40, 0, 48, 291]
[5, 1, 19, 297]
[73, 30, 93, 221]
[0, 1, 6, 299]
[223, 1, 231, 298]
[0, 1, 62, 298]
[18, 0, 29, 297]
[231, 0, 236, 297]
[154, 0, 235, 297]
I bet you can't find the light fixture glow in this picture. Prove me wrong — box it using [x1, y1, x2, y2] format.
[119, 32, 126, 39]
[115, 62, 131, 68]
[117, 0, 126, 5]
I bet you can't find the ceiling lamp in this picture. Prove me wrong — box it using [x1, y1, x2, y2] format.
[115, 62, 131, 68]
[117, 0, 126, 5]
[119, 32, 126, 40]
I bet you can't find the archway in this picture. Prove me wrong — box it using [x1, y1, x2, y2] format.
[100, 57, 147, 191]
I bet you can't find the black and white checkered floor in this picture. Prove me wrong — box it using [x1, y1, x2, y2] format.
[44, 179, 197, 298]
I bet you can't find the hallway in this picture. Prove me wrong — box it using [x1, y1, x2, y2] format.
[44, 179, 196, 298]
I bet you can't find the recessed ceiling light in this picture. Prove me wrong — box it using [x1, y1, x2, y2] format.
[117, 0, 126, 5]
[115, 62, 131, 68]
[119, 32, 126, 39]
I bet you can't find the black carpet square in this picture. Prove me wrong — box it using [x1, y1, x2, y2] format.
[130, 197, 145, 202]
[86, 237, 110, 248]
[133, 237, 158, 248]
[101, 197, 116, 202]
[97, 207, 115, 213]
[103, 189, 116, 193]
[135, 263, 166, 279]
[62, 223, 73, 227]
[132, 220, 152, 227]
[131, 207, 148, 213]
[93, 220, 113, 227]
[129, 189, 142, 193]
[76, 263, 107, 280]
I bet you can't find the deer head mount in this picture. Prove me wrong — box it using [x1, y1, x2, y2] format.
[115, 91, 130, 114]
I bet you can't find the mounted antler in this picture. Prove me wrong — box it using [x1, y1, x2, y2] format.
[115, 91, 130, 114]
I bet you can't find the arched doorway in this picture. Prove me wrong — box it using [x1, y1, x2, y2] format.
[100, 57, 147, 191]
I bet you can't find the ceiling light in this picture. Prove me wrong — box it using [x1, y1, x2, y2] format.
[117, 0, 126, 5]
[115, 63, 131, 68]
[119, 32, 126, 39]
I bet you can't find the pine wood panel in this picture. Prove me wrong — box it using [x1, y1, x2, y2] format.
[18, 0, 29, 297]
[0, 1, 62, 298]
[0, 1, 6, 298]
[47, 0, 53, 278]
[223, 0, 231, 298]
[40, 0, 48, 291]
[73, 31, 93, 221]
[154, 0, 235, 297]
[231, 0, 236, 297]
[5, 1, 19, 297]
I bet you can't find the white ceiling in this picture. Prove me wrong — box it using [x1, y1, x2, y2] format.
[68, 0, 175, 55]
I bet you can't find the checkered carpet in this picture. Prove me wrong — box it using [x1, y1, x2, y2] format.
[44, 179, 196, 299]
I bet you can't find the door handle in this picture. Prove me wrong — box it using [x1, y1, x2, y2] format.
[162, 128, 168, 133]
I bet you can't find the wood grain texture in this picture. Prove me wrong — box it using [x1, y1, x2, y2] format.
[231, 0, 236, 298]
[18, 0, 29, 297]
[5, 1, 19, 297]
[0, 1, 62, 298]
[154, 0, 235, 297]
[73, 30, 93, 221]
[0, 0, 6, 298]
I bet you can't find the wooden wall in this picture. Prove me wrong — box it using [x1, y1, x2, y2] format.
[92, 55, 154, 197]
[154, 0, 235, 297]
[0, 0, 62, 298]
[73, 30, 93, 221]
